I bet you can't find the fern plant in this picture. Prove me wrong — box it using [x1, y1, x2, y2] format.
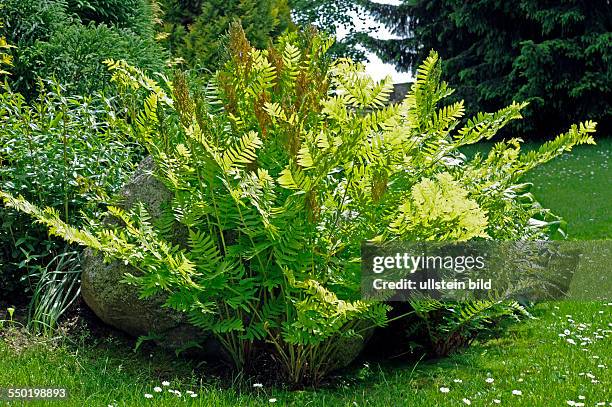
[409, 298, 531, 357]
[0, 24, 596, 384]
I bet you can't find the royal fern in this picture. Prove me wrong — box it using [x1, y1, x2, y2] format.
[0, 23, 597, 385]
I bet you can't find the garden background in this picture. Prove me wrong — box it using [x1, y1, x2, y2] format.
[0, 0, 610, 406]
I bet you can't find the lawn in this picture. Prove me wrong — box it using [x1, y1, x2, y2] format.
[463, 137, 611, 241]
[0, 140, 610, 406]
[1, 302, 609, 406]
[524, 138, 611, 241]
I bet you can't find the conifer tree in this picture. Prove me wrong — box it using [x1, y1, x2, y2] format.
[160, 0, 292, 71]
[361, 0, 611, 136]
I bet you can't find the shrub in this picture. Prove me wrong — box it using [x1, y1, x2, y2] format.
[0, 81, 137, 313]
[66, 0, 159, 36]
[407, 298, 531, 357]
[0, 11, 13, 75]
[27, 23, 166, 96]
[0, 0, 68, 47]
[0, 25, 596, 384]
[0, 0, 166, 98]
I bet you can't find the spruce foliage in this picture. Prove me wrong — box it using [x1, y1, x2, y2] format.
[361, 0, 611, 136]
[160, 0, 292, 71]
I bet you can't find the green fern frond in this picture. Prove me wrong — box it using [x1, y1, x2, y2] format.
[218, 131, 263, 170]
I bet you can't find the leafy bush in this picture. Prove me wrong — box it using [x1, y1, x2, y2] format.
[0, 0, 69, 47]
[0, 10, 13, 75]
[66, 0, 159, 36]
[0, 81, 137, 311]
[27, 23, 166, 96]
[0, 25, 596, 384]
[0, 0, 166, 98]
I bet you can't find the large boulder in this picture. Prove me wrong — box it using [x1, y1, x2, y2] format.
[81, 157, 210, 351]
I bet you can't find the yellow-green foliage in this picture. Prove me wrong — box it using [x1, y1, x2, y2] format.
[389, 173, 489, 241]
[0, 24, 596, 385]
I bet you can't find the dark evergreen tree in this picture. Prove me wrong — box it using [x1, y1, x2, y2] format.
[361, 0, 612, 136]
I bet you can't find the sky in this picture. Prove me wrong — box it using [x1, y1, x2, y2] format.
[334, 0, 412, 83]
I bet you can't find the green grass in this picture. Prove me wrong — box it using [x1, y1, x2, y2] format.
[463, 137, 611, 240]
[524, 138, 611, 240]
[1, 301, 610, 406]
[1, 140, 610, 406]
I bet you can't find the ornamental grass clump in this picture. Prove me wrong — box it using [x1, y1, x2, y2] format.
[0, 24, 596, 385]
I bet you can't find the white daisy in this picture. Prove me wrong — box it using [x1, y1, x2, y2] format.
[462, 398, 471, 405]
[144, 394, 153, 399]
[512, 390, 522, 396]
[486, 378, 494, 383]
[439, 387, 450, 393]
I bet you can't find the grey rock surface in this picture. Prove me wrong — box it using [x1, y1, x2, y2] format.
[80, 157, 209, 351]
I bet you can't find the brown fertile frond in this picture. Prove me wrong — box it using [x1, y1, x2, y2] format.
[173, 71, 195, 127]
[267, 46, 284, 92]
[228, 21, 252, 73]
[285, 126, 301, 158]
[305, 190, 320, 222]
[371, 171, 388, 203]
[218, 71, 237, 115]
[295, 71, 309, 111]
[254, 92, 271, 138]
